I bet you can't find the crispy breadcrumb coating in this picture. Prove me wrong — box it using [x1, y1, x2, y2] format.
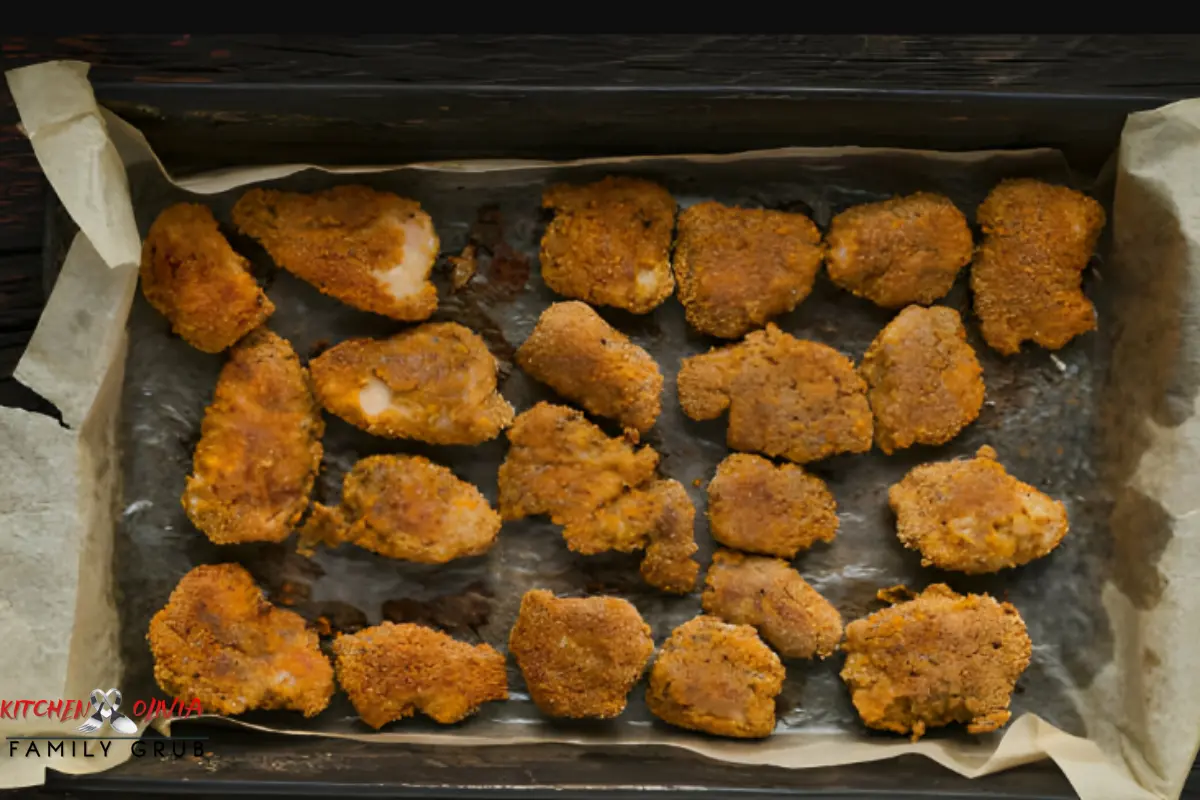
[706, 453, 838, 558]
[148, 564, 334, 717]
[498, 402, 659, 524]
[826, 192, 973, 308]
[674, 201, 823, 338]
[889, 445, 1069, 573]
[562, 479, 700, 594]
[516, 301, 663, 433]
[140, 203, 274, 353]
[540, 176, 676, 313]
[182, 329, 323, 544]
[232, 185, 439, 321]
[840, 583, 1032, 740]
[508, 590, 653, 719]
[332, 621, 508, 728]
[859, 305, 985, 454]
[498, 403, 699, 593]
[309, 322, 514, 445]
[702, 549, 843, 660]
[646, 615, 785, 739]
[971, 179, 1106, 355]
[298, 454, 500, 564]
[677, 324, 873, 463]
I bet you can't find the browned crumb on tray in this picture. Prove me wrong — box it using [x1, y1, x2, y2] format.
[706, 453, 838, 558]
[540, 176, 677, 314]
[148, 564, 334, 718]
[677, 324, 873, 463]
[859, 305, 985, 454]
[889, 445, 1069, 574]
[498, 403, 699, 593]
[508, 589, 653, 719]
[516, 301, 664, 433]
[333, 621, 508, 728]
[674, 201, 823, 338]
[298, 454, 500, 564]
[449, 243, 478, 291]
[840, 583, 1032, 740]
[182, 328, 323, 545]
[232, 184, 440, 321]
[308, 322, 514, 445]
[702, 549, 843, 660]
[646, 615, 785, 739]
[971, 178, 1106, 355]
[140, 203, 274, 353]
[825, 192, 973, 308]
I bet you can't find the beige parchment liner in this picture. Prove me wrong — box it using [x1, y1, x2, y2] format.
[0, 59, 1195, 799]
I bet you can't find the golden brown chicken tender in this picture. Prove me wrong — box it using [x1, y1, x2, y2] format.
[498, 402, 659, 525]
[840, 583, 1032, 740]
[508, 590, 653, 719]
[148, 564, 334, 717]
[971, 179, 1106, 355]
[702, 549, 842, 660]
[706, 453, 838, 558]
[889, 445, 1069, 573]
[309, 322, 514, 445]
[646, 615, 785, 739]
[332, 622, 508, 728]
[826, 192, 973, 308]
[498, 403, 699, 593]
[232, 185, 439, 321]
[674, 201, 824, 338]
[677, 324, 873, 464]
[140, 203, 274, 353]
[859, 305, 985, 454]
[183, 329, 323, 544]
[299, 454, 500, 564]
[516, 301, 663, 434]
[562, 479, 700, 594]
[540, 176, 676, 314]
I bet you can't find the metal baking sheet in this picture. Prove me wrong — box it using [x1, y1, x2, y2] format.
[116, 147, 1106, 744]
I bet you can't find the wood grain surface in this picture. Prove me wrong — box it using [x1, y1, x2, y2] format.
[4, 34, 1200, 799]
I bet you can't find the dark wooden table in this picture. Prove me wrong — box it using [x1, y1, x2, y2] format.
[4, 35, 1200, 799]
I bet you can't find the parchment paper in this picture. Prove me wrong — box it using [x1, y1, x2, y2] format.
[1, 60, 1197, 800]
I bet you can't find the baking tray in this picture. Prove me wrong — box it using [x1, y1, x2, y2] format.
[32, 83, 1188, 799]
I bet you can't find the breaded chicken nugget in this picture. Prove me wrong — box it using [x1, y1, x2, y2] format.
[707, 453, 838, 558]
[562, 479, 700, 594]
[148, 564, 334, 717]
[646, 615, 785, 739]
[889, 445, 1069, 573]
[232, 185, 439, 321]
[540, 176, 676, 313]
[826, 192, 973, 308]
[140, 203, 274, 353]
[499, 403, 699, 592]
[498, 402, 659, 525]
[309, 322, 514, 446]
[859, 305, 985, 454]
[299, 454, 500, 564]
[333, 622, 508, 728]
[674, 201, 823, 338]
[183, 329, 323, 544]
[508, 590, 653, 719]
[516, 301, 663, 433]
[971, 179, 1106, 355]
[677, 324, 873, 463]
[840, 583, 1032, 740]
[702, 549, 842, 659]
